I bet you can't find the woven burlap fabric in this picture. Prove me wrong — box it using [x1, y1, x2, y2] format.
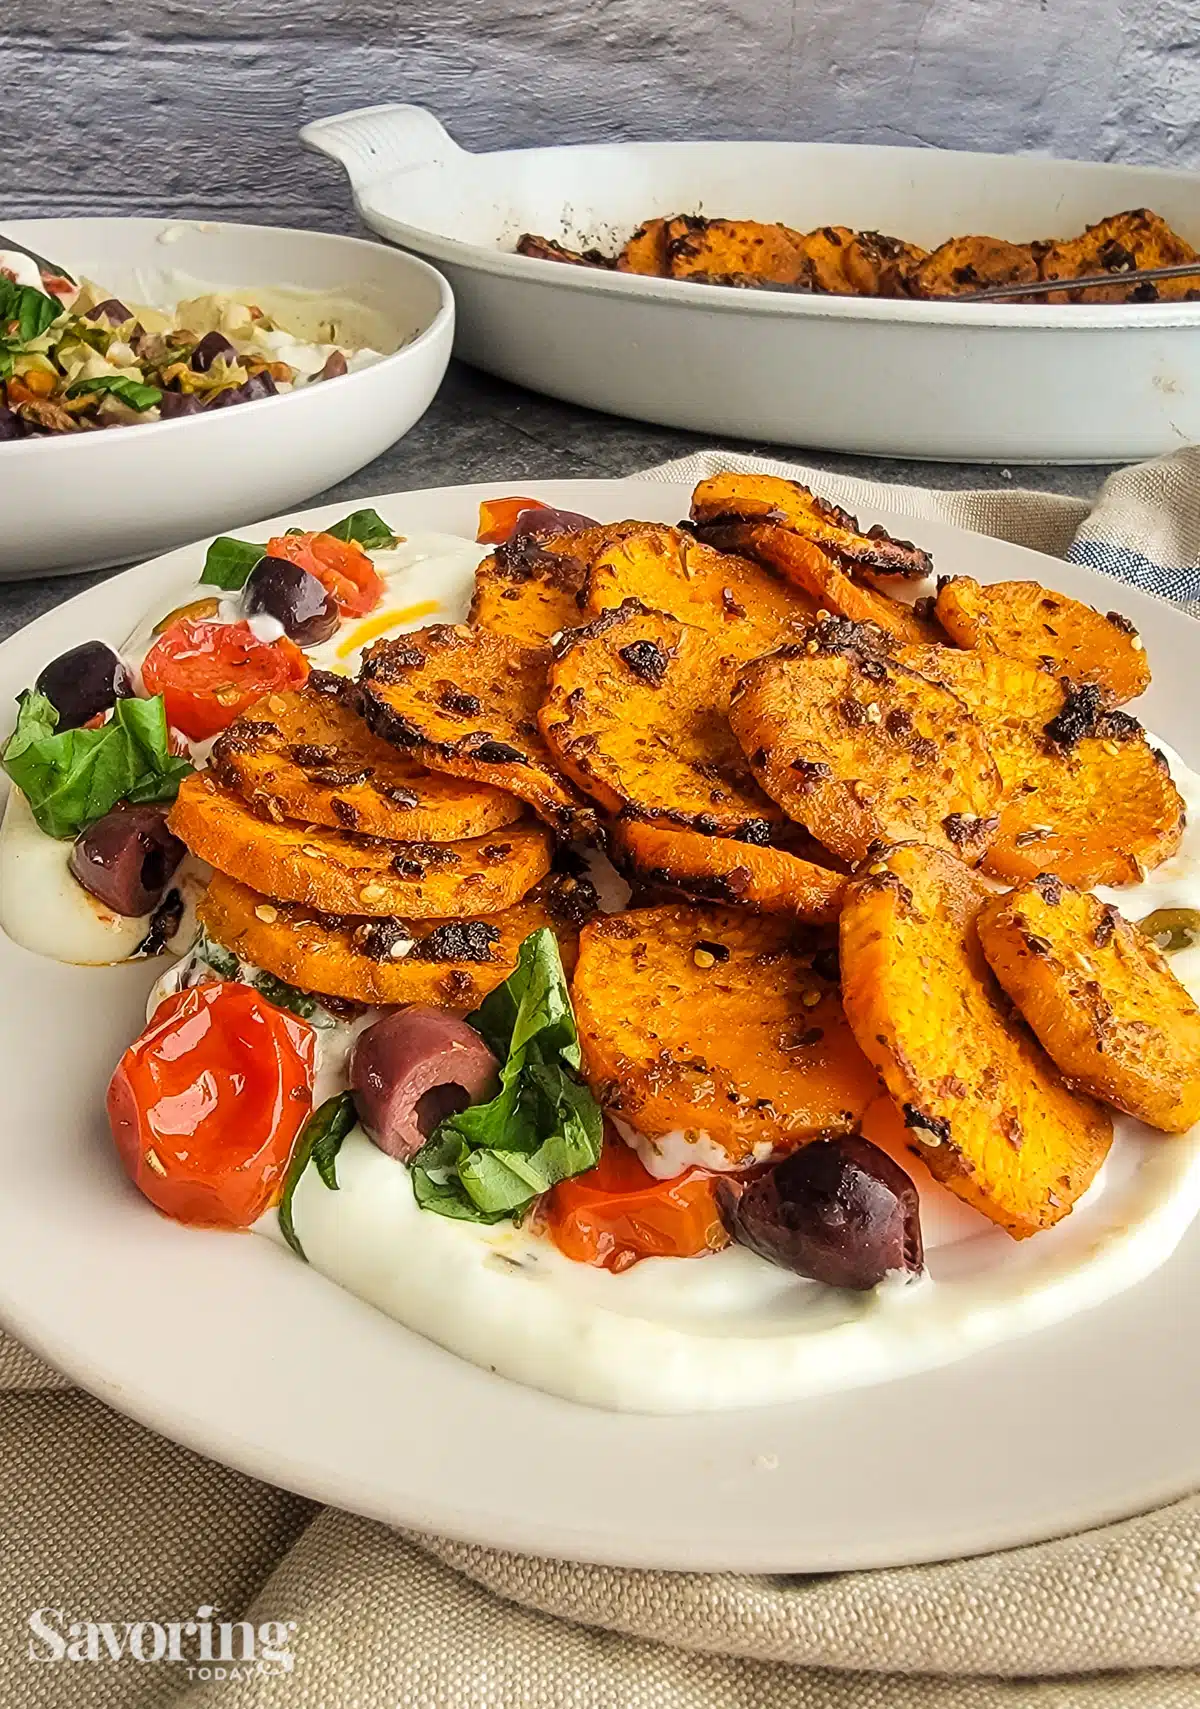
[4, 448, 1200, 1708]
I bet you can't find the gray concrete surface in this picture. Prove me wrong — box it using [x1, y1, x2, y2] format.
[4, 0, 1200, 228]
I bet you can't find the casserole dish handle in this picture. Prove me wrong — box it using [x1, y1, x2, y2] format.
[301, 104, 465, 192]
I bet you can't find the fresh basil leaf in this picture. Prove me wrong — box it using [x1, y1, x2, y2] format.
[410, 929, 603, 1223]
[66, 374, 162, 412]
[253, 969, 318, 1020]
[278, 1092, 358, 1258]
[326, 508, 397, 551]
[195, 933, 240, 979]
[0, 276, 61, 343]
[199, 535, 267, 590]
[1, 691, 192, 839]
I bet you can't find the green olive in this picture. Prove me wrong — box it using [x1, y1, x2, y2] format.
[1136, 907, 1200, 953]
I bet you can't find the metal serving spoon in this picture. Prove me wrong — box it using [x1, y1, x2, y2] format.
[947, 259, 1200, 302]
[0, 233, 76, 288]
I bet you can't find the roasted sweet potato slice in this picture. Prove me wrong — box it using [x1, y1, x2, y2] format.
[665, 217, 811, 286]
[911, 236, 1042, 299]
[573, 903, 879, 1164]
[209, 683, 523, 842]
[690, 471, 933, 583]
[470, 522, 651, 649]
[840, 843, 1112, 1237]
[198, 871, 582, 1010]
[359, 624, 595, 840]
[540, 602, 782, 837]
[617, 218, 670, 276]
[1038, 209, 1199, 303]
[978, 876, 1200, 1134]
[730, 636, 1002, 867]
[582, 525, 816, 660]
[934, 576, 1151, 704]
[612, 818, 847, 919]
[896, 646, 1184, 887]
[169, 772, 552, 918]
[795, 225, 857, 293]
[842, 231, 927, 297]
[516, 234, 613, 269]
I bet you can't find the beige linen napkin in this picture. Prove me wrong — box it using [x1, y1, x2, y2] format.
[4, 448, 1200, 1709]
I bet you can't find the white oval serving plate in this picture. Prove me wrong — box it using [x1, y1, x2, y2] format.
[0, 218, 454, 580]
[303, 106, 1200, 463]
[1, 475, 1199, 1573]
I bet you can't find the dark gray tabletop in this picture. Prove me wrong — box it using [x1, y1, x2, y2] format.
[0, 361, 1116, 644]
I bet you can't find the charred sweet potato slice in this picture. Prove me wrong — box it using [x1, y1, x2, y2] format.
[198, 872, 580, 1010]
[169, 772, 552, 918]
[894, 647, 1185, 887]
[690, 471, 933, 583]
[795, 225, 858, 293]
[1038, 209, 1199, 303]
[540, 602, 782, 837]
[516, 234, 613, 269]
[665, 217, 811, 286]
[911, 236, 1042, 299]
[582, 525, 816, 661]
[470, 522, 651, 649]
[934, 576, 1151, 704]
[978, 876, 1200, 1133]
[730, 638, 1002, 867]
[617, 218, 670, 276]
[209, 683, 523, 842]
[573, 903, 879, 1164]
[842, 231, 928, 297]
[358, 624, 596, 840]
[840, 843, 1113, 1237]
[613, 819, 846, 919]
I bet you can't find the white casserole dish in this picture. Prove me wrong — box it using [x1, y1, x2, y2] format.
[303, 105, 1200, 464]
[0, 218, 454, 578]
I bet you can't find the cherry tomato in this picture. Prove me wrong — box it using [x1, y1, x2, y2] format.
[107, 982, 316, 1229]
[142, 617, 308, 741]
[476, 496, 542, 545]
[545, 1134, 729, 1271]
[264, 531, 384, 617]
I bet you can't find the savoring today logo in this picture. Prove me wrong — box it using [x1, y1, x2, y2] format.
[27, 1604, 297, 1680]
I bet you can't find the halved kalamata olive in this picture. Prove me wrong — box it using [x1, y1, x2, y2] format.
[350, 1005, 500, 1162]
[190, 330, 238, 373]
[86, 298, 132, 324]
[206, 371, 277, 409]
[35, 640, 131, 729]
[318, 349, 348, 381]
[717, 1133, 923, 1290]
[244, 556, 340, 646]
[69, 803, 185, 917]
[158, 390, 206, 420]
[509, 505, 600, 540]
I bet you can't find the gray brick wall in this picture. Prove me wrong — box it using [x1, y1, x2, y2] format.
[4, 0, 1200, 228]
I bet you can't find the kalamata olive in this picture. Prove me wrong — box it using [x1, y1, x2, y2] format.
[509, 505, 600, 541]
[717, 1133, 923, 1290]
[158, 390, 206, 420]
[350, 1005, 500, 1161]
[317, 349, 349, 381]
[206, 371, 277, 409]
[190, 330, 238, 373]
[69, 803, 185, 917]
[86, 298, 132, 324]
[0, 406, 23, 441]
[35, 640, 131, 729]
[244, 556, 340, 646]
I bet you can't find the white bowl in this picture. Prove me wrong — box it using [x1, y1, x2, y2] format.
[0, 217, 454, 578]
[303, 105, 1200, 463]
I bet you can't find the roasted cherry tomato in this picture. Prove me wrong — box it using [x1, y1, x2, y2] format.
[142, 617, 308, 741]
[264, 531, 384, 617]
[107, 982, 316, 1229]
[545, 1134, 729, 1271]
[476, 496, 542, 545]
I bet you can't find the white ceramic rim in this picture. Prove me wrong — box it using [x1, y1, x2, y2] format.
[2, 474, 1199, 1574]
[0, 218, 455, 463]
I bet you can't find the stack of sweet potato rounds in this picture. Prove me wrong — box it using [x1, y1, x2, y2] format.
[174, 475, 1200, 1247]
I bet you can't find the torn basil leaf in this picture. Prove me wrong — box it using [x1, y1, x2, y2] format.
[195, 934, 240, 980]
[278, 1092, 358, 1259]
[253, 969, 318, 1020]
[66, 374, 163, 412]
[410, 928, 603, 1223]
[199, 535, 267, 590]
[2, 691, 192, 839]
[0, 276, 61, 343]
[326, 509, 398, 552]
